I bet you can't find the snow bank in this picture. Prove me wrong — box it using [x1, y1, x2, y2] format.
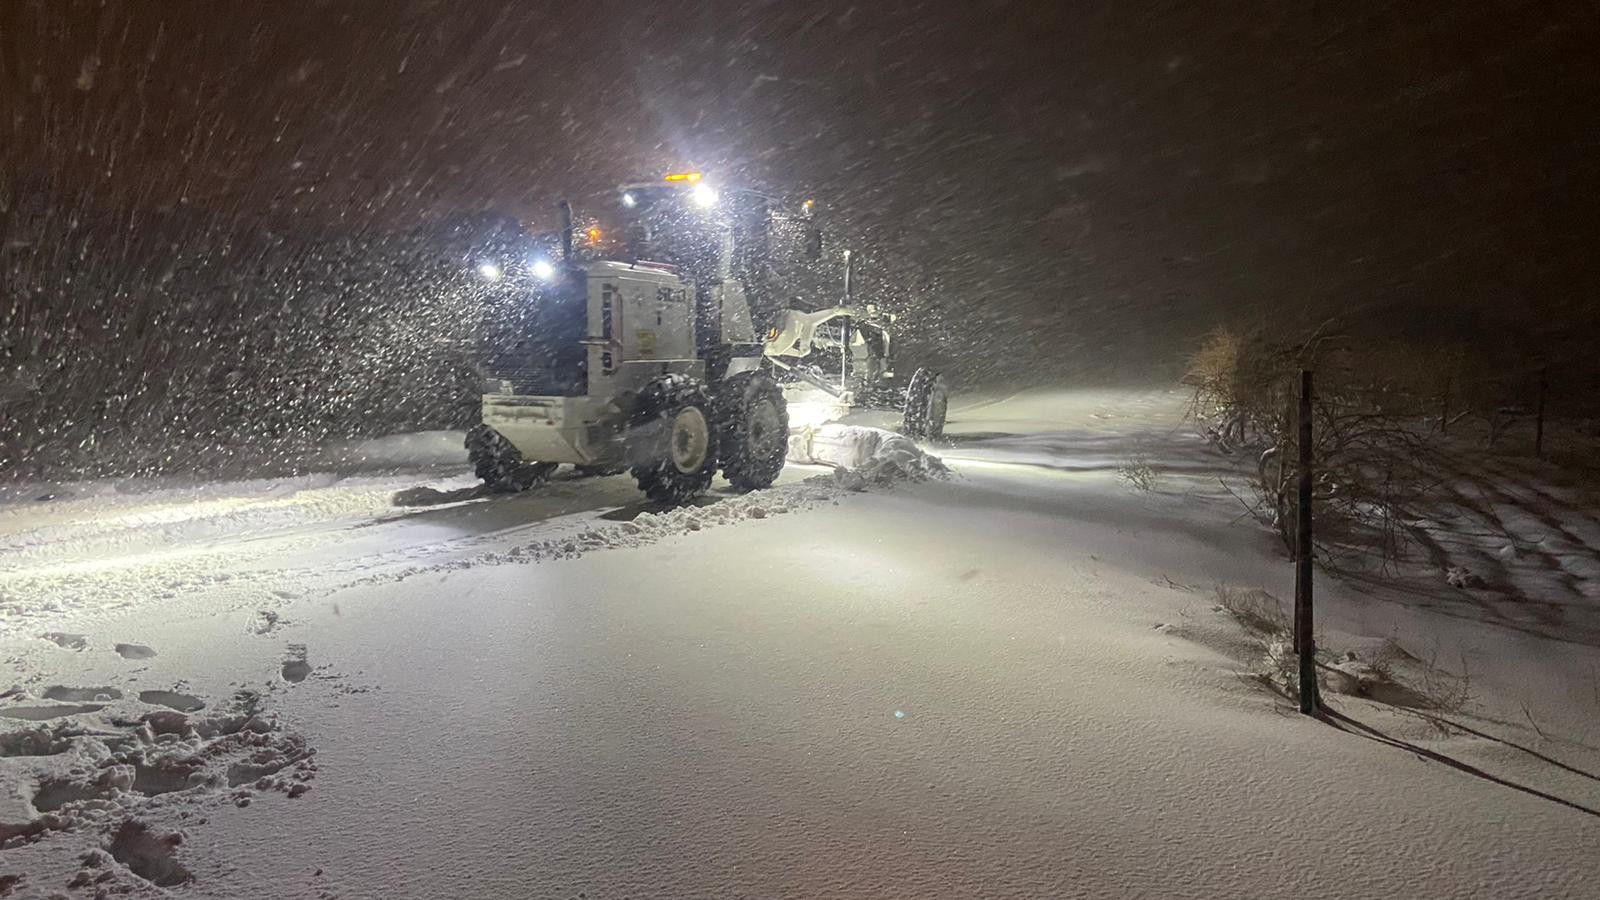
[367, 481, 846, 586]
[787, 424, 950, 485]
[351, 427, 948, 585]
[0, 429, 948, 637]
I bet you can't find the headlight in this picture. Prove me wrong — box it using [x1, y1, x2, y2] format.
[477, 262, 503, 282]
[691, 183, 718, 208]
[530, 259, 556, 281]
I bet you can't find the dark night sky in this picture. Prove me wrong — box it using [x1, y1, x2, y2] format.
[3, 0, 1598, 382]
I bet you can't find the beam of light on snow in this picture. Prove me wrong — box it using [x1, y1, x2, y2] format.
[784, 399, 849, 430]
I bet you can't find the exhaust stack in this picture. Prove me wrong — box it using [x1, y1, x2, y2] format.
[559, 200, 573, 260]
[840, 249, 853, 388]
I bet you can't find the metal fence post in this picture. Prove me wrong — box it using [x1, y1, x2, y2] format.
[1440, 376, 1450, 434]
[1534, 367, 1547, 458]
[1295, 370, 1320, 714]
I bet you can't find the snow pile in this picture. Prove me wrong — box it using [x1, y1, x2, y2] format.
[788, 424, 950, 485]
[370, 480, 849, 583]
[350, 428, 948, 586]
[0, 472, 478, 636]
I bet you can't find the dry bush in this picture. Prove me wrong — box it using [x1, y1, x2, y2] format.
[1184, 328, 1244, 412]
[1215, 589, 1475, 713]
[1214, 585, 1308, 700]
[1327, 638, 1472, 713]
[1116, 446, 1158, 491]
[1184, 328, 1293, 441]
[1365, 637, 1413, 682]
[1415, 646, 1473, 713]
[1118, 459, 1158, 492]
[1260, 637, 1301, 695]
[1214, 585, 1289, 637]
[1183, 328, 1280, 452]
[1185, 329, 1462, 560]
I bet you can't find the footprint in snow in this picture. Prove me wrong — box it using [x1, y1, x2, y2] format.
[41, 632, 88, 651]
[107, 821, 192, 888]
[0, 704, 105, 720]
[138, 690, 206, 712]
[44, 686, 123, 702]
[116, 643, 158, 660]
[248, 610, 286, 636]
[281, 644, 311, 683]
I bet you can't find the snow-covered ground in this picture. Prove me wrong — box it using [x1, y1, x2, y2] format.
[2, 389, 1597, 898]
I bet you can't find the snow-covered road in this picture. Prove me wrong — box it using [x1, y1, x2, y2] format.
[3, 390, 1597, 898]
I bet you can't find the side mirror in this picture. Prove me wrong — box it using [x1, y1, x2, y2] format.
[804, 227, 823, 262]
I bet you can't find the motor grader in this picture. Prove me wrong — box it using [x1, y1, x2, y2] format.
[466, 174, 947, 501]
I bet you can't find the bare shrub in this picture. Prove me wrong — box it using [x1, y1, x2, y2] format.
[1212, 585, 1309, 700]
[1239, 635, 1296, 694]
[1117, 450, 1158, 491]
[1183, 329, 1258, 452]
[1214, 589, 1476, 713]
[1185, 329, 1457, 560]
[1365, 637, 1413, 682]
[1214, 585, 1289, 637]
[1185, 329, 1244, 413]
[1335, 638, 1473, 714]
[1416, 646, 1472, 713]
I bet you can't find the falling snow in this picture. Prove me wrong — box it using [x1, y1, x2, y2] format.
[2, 3, 1598, 897]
